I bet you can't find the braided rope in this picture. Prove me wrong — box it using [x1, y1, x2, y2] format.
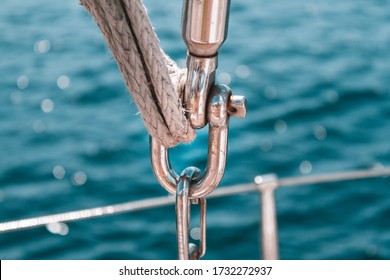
[80, 0, 195, 147]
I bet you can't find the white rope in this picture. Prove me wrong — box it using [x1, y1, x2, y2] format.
[1, 167, 389, 233]
[80, 0, 195, 147]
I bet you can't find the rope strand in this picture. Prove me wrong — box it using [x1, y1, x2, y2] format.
[80, 0, 195, 147]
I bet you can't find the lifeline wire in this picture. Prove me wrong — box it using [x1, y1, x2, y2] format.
[0, 167, 389, 233]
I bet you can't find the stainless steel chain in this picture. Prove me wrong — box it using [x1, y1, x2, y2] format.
[175, 167, 207, 260]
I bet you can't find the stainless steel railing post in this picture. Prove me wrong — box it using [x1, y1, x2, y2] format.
[255, 174, 279, 260]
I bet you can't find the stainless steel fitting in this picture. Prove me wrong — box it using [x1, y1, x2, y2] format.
[176, 166, 206, 260]
[150, 84, 246, 199]
[182, 0, 231, 129]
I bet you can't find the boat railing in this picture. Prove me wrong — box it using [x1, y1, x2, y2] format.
[1, 167, 389, 259]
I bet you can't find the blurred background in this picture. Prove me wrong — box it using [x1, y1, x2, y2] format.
[0, 0, 389, 259]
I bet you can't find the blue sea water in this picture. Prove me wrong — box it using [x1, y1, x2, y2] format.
[0, 0, 390, 260]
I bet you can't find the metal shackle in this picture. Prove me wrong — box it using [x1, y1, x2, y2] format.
[150, 84, 245, 198]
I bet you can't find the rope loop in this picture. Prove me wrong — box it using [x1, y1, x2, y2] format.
[81, 0, 196, 147]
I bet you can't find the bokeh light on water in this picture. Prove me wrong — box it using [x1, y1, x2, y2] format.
[0, 0, 389, 260]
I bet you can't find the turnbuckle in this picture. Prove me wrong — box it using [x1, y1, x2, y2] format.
[150, 84, 246, 199]
[176, 167, 206, 260]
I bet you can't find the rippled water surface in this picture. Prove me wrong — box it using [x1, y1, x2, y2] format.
[1, 0, 390, 259]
